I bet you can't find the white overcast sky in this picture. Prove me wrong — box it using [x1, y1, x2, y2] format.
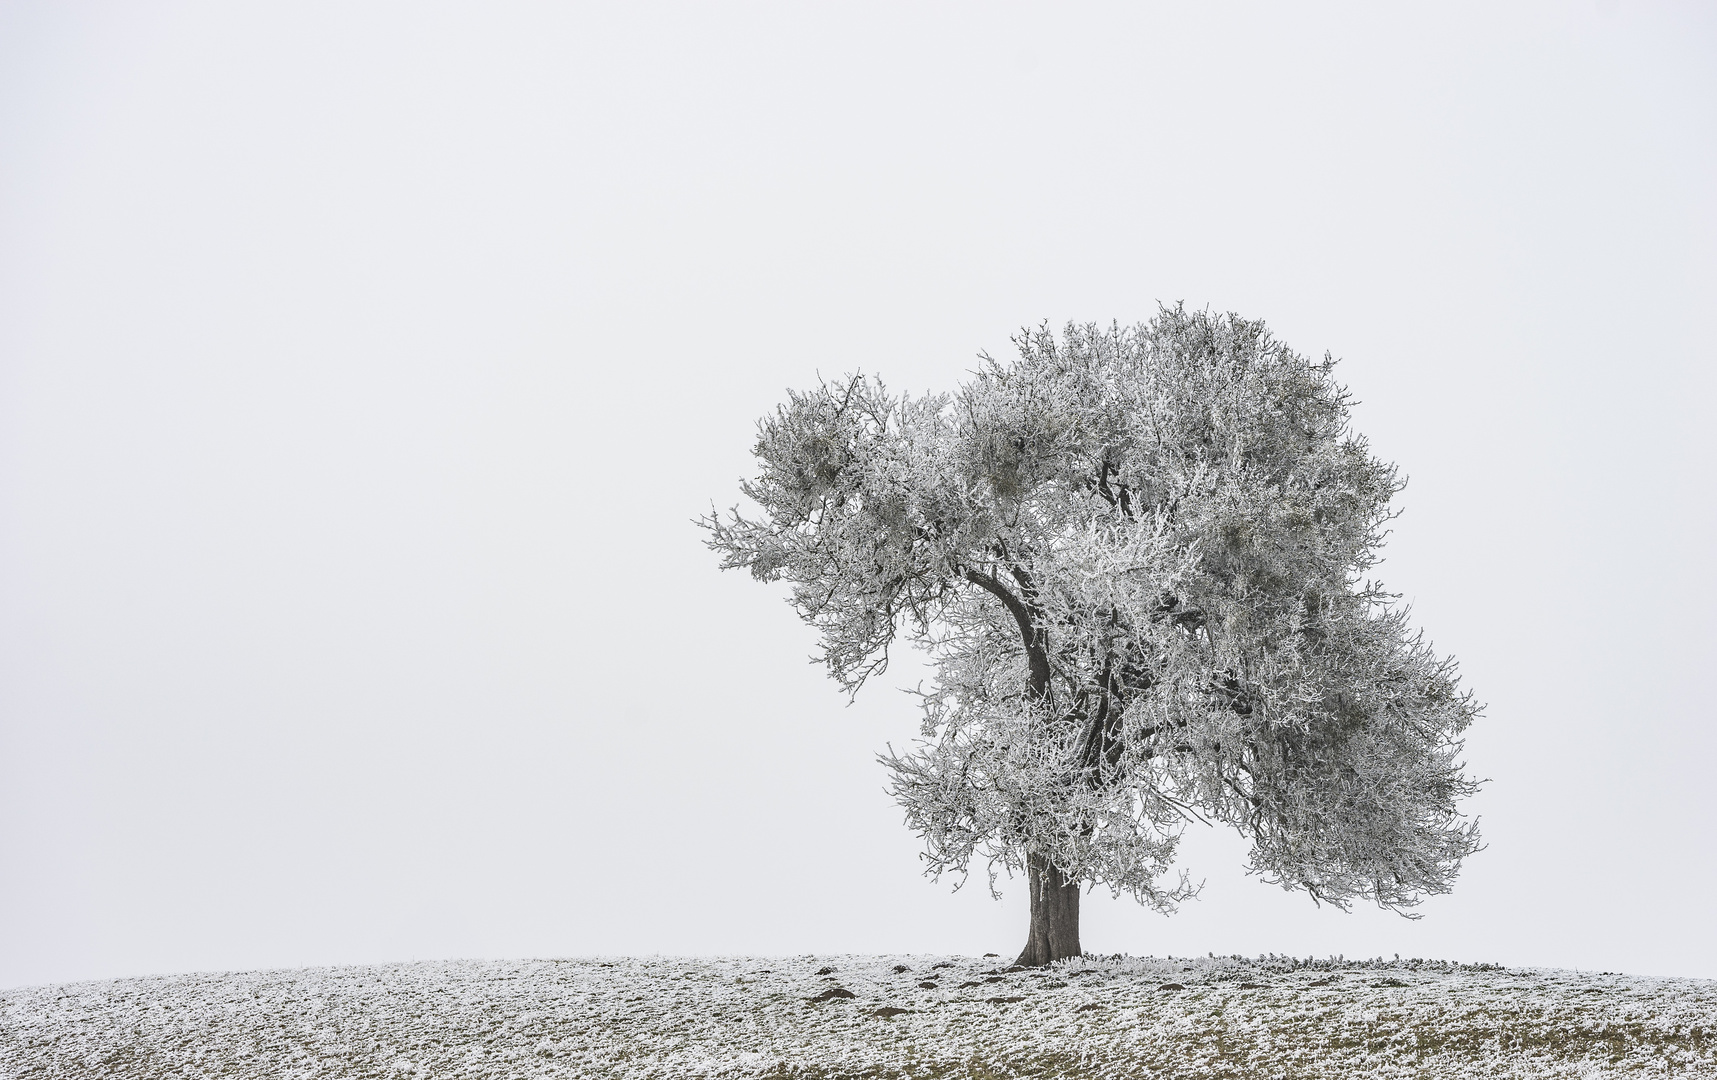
[2, 2, 1714, 990]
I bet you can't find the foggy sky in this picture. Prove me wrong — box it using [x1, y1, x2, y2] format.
[2, 1, 1714, 990]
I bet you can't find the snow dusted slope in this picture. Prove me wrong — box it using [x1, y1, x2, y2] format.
[3, 955, 1714, 1078]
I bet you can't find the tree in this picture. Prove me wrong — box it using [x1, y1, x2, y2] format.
[701, 307, 1482, 966]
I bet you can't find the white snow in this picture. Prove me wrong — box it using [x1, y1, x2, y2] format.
[3, 954, 1714, 1078]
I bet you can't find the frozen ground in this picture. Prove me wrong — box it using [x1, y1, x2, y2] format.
[3, 953, 1714, 1078]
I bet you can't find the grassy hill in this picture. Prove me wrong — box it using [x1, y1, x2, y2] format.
[3, 954, 1713, 1078]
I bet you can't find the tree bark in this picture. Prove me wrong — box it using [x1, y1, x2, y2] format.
[959, 566, 1084, 965]
[1015, 852, 1082, 967]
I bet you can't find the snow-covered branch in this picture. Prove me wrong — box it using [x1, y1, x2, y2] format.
[702, 306, 1482, 918]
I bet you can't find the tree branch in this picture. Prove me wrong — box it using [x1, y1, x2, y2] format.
[962, 567, 1051, 700]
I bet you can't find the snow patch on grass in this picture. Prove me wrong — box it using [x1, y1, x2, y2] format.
[3, 954, 1714, 1078]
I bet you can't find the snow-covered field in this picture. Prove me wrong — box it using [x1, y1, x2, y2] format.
[3, 954, 1714, 1079]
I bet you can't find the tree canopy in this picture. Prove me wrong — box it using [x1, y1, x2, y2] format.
[703, 307, 1481, 956]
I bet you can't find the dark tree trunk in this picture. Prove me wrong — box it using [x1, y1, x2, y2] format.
[1015, 852, 1082, 967]
[960, 567, 1083, 966]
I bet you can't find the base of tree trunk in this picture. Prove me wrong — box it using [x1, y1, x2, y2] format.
[1015, 852, 1082, 967]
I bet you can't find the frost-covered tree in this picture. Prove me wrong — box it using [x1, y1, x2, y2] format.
[702, 307, 1482, 966]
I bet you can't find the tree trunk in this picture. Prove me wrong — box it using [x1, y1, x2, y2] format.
[1015, 852, 1082, 967]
